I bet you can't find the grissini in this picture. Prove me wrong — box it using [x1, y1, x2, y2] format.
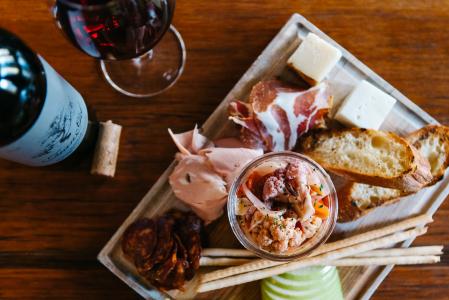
[199, 246, 443, 266]
[198, 227, 427, 293]
[314, 215, 432, 255]
[202, 248, 256, 257]
[200, 214, 432, 283]
[200, 255, 441, 268]
[327, 255, 440, 266]
[200, 257, 254, 267]
[352, 246, 443, 258]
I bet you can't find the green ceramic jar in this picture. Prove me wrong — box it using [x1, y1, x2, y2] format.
[261, 266, 344, 300]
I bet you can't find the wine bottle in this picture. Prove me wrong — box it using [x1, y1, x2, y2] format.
[0, 28, 94, 167]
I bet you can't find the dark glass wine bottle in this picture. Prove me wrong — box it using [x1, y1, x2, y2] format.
[0, 28, 95, 166]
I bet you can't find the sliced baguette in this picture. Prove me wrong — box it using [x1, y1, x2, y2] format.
[337, 182, 403, 222]
[297, 128, 432, 192]
[406, 124, 449, 185]
[337, 125, 449, 222]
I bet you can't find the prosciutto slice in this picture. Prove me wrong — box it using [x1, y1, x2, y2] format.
[229, 80, 332, 152]
[168, 127, 263, 224]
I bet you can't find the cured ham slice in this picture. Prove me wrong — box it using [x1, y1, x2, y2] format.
[168, 127, 262, 224]
[229, 80, 332, 152]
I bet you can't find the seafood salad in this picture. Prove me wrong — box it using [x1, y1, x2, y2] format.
[234, 155, 332, 254]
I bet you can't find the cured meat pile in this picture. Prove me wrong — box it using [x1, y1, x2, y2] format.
[229, 80, 332, 152]
[121, 210, 202, 290]
[168, 126, 263, 223]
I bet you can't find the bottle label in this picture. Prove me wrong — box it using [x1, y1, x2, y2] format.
[0, 56, 88, 166]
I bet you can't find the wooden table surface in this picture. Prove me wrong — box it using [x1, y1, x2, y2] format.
[1, 1, 448, 299]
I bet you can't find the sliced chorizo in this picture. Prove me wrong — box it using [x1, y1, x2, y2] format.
[150, 216, 175, 265]
[122, 210, 203, 291]
[121, 218, 157, 263]
[163, 234, 189, 290]
[174, 213, 202, 279]
[151, 241, 178, 284]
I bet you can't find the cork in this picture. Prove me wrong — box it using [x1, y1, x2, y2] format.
[90, 120, 122, 177]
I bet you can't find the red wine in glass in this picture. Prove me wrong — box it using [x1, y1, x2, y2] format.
[50, 0, 185, 97]
[55, 0, 174, 60]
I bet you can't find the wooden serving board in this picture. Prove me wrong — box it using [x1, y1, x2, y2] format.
[98, 13, 449, 300]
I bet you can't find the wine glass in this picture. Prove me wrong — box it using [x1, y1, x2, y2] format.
[49, 0, 185, 98]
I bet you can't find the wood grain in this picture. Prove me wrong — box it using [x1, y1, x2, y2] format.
[0, 1, 448, 300]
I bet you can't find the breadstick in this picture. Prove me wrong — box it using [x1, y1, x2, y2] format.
[199, 246, 444, 267]
[313, 214, 432, 256]
[198, 227, 427, 292]
[202, 248, 256, 257]
[328, 255, 440, 266]
[200, 214, 432, 283]
[352, 246, 443, 258]
[200, 257, 254, 267]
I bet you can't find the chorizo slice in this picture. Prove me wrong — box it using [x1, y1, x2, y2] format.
[167, 210, 202, 234]
[161, 261, 185, 290]
[121, 218, 157, 263]
[174, 213, 202, 279]
[167, 234, 190, 289]
[123, 210, 203, 291]
[185, 234, 201, 280]
[151, 241, 178, 284]
[150, 216, 175, 265]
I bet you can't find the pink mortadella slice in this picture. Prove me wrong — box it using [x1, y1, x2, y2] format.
[169, 155, 227, 223]
[168, 126, 263, 224]
[201, 147, 263, 186]
[168, 124, 213, 155]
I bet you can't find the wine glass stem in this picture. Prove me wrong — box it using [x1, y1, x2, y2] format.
[99, 25, 186, 98]
[132, 50, 154, 68]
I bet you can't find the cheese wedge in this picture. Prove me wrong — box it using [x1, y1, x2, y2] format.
[334, 80, 396, 129]
[287, 33, 342, 84]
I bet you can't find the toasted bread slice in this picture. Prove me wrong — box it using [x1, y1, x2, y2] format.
[297, 128, 432, 192]
[337, 125, 449, 222]
[337, 182, 402, 222]
[406, 124, 449, 185]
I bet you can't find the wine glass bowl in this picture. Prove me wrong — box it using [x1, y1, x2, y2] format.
[49, 0, 185, 97]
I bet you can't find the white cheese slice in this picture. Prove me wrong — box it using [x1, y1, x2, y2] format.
[334, 80, 397, 129]
[287, 33, 342, 83]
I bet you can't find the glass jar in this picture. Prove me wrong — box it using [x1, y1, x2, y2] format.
[227, 151, 338, 261]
